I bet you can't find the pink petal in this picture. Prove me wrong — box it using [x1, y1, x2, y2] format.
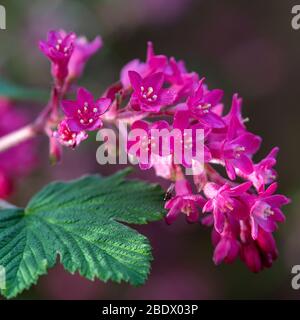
[61, 100, 78, 117]
[143, 72, 164, 92]
[77, 87, 94, 105]
[205, 89, 224, 106]
[159, 88, 176, 106]
[213, 238, 231, 265]
[228, 181, 252, 196]
[234, 154, 253, 175]
[95, 97, 111, 114]
[128, 70, 142, 91]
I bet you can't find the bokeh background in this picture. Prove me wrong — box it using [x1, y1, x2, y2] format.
[0, 0, 300, 299]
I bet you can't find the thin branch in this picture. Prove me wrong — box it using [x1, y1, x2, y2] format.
[0, 124, 38, 153]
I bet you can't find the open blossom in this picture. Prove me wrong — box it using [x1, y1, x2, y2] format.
[165, 178, 206, 224]
[245, 147, 279, 192]
[128, 71, 176, 112]
[68, 36, 102, 80]
[53, 120, 88, 148]
[209, 116, 262, 180]
[186, 78, 225, 128]
[203, 181, 252, 233]
[173, 108, 212, 167]
[248, 182, 290, 239]
[62, 87, 111, 132]
[39, 30, 76, 81]
[127, 119, 170, 170]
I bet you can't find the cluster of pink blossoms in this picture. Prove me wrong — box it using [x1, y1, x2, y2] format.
[40, 30, 290, 272]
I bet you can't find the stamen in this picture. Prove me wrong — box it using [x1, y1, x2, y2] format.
[147, 87, 154, 95]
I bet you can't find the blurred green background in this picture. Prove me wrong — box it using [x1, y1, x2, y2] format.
[0, 0, 299, 299]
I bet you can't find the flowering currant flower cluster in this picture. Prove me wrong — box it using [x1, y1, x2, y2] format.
[0, 98, 37, 198]
[39, 30, 290, 272]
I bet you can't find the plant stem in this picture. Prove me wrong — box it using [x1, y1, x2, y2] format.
[0, 124, 38, 153]
[0, 86, 59, 154]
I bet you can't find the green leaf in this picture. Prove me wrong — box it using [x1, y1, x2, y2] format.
[0, 79, 48, 102]
[0, 169, 165, 299]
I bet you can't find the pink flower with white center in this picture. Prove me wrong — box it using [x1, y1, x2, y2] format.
[68, 35, 102, 80]
[53, 120, 88, 148]
[165, 178, 206, 224]
[245, 147, 279, 192]
[173, 108, 212, 168]
[61, 87, 111, 132]
[210, 114, 262, 180]
[186, 78, 225, 128]
[203, 181, 252, 233]
[39, 30, 76, 81]
[127, 120, 170, 170]
[249, 182, 290, 239]
[128, 71, 176, 112]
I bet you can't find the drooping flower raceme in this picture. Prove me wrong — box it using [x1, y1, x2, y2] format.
[37, 31, 290, 273]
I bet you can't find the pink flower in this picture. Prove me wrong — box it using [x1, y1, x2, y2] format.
[186, 79, 225, 128]
[129, 71, 176, 112]
[210, 117, 262, 180]
[249, 182, 290, 239]
[223, 94, 247, 134]
[61, 87, 111, 132]
[68, 36, 102, 80]
[127, 119, 170, 170]
[246, 147, 279, 192]
[240, 243, 263, 273]
[203, 181, 252, 233]
[165, 57, 198, 101]
[39, 30, 76, 81]
[213, 232, 240, 265]
[240, 222, 279, 272]
[120, 42, 167, 89]
[53, 120, 88, 148]
[173, 109, 212, 167]
[165, 178, 206, 224]
[146, 41, 168, 73]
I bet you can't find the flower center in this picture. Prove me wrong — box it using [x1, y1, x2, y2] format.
[234, 146, 245, 158]
[197, 103, 211, 113]
[140, 86, 158, 102]
[77, 102, 96, 125]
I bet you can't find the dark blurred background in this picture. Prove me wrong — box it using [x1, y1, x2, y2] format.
[0, 0, 300, 299]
